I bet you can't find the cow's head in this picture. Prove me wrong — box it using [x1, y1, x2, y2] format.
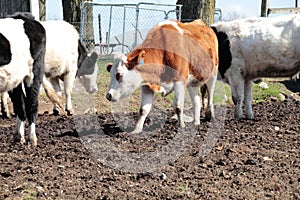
[76, 41, 98, 94]
[106, 52, 144, 102]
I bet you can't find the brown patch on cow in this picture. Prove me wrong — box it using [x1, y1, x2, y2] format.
[145, 83, 162, 93]
[125, 19, 218, 86]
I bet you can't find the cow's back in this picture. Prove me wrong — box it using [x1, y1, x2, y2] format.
[130, 20, 218, 83]
[179, 20, 218, 81]
[42, 20, 79, 77]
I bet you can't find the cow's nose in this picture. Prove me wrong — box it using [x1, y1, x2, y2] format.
[106, 93, 112, 101]
[89, 88, 98, 94]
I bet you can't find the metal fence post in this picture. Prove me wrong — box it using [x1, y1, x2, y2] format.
[134, 4, 140, 48]
[107, 5, 113, 46]
[122, 7, 126, 53]
[80, 2, 86, 43]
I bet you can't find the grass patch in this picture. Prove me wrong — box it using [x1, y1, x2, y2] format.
[23, 189, 37, 200]
[252, 79, 289, 103]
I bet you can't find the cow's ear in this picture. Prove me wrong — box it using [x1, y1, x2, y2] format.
[106, 63, 113, 72]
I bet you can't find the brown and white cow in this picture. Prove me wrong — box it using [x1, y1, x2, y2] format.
[106, 20, 218, 133]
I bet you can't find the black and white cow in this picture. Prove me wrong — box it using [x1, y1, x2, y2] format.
[212, 14, 300, 120]
[0, 12, 46, 146]
[41, 20, 98, 115]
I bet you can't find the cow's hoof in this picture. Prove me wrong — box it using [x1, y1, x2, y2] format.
[13, 134, 26, 144]
[130, 130, 142, 134]
[53, 109, 60, 116]
[66, 109, 74, 116]
[194, 121, 200, 126]
[29, 134, 37, 146]
[245, 114, 254, 120]
[234, 113, 243, 121]
[1, 112, 11, 119]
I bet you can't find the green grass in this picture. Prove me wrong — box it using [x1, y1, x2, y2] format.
[252, 80, 289, 103]
[23, 189, 37, 200]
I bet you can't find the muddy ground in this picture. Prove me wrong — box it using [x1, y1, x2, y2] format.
[0, 93, 299, 199]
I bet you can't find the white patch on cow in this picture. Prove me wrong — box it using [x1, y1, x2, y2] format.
[29, 123, 37, 146]
[15, 116, 25, 144]
[107, 54, 142, 101]
[1, 92, 10, 118]
[160, 82, 175, 96]
[158, 20, 184, 35]
[0, 18, 33, 93]
[187, 85, 201, 125]
[132, 100, 152, 134]
[173, 81, 185, 128]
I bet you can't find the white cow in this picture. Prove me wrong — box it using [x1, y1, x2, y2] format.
[212, 14, 300, 120]
[41, 20, 98, 115]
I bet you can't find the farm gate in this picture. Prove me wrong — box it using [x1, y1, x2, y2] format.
[80, 2, 182, 54]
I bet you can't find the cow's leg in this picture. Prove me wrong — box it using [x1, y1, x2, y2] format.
[50, 77, 62, 115]
[205, 74, 217, 121]
[8, 86, 26, 144]
[187, 85, 201, 126]
[174, 81, 185, 128]
[132, 85, 154, 133]
[229, 76, 245, 120]
[244, 80, 254, 119]
[24, 79, 41, 146]
[1, 92, 10, 118]
[63, 72, 76, 115]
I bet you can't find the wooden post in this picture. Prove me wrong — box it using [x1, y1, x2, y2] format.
[261, 0, 269, 17]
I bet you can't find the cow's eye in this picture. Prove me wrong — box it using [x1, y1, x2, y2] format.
[116, 73, 122, 81]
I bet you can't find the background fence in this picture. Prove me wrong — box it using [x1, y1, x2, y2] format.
[80, 2, 182, 54]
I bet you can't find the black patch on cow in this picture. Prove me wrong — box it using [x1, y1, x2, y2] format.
[77, 40, 98, 77]
[0, 33, 11, 66]
[77, 52, 98, 76]
[211, 26, 232, 79]
[78, 40, 88, 69]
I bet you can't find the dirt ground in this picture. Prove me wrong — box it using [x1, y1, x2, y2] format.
[0, 87, 300, 199]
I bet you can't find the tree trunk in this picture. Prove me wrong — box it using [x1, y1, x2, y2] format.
[61, 0, 94, 51]
[177, 0, 216, 25]
[39, 0, 45, 21]
[62, 0, 81, 23]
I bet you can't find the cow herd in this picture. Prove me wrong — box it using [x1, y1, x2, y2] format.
[0, 12, 299, 146]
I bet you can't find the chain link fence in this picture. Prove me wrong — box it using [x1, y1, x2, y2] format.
[80, 2, 182, 54]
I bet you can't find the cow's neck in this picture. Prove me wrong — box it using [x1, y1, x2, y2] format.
[135, 63, 184, 85]
[123, 69, 143, 90]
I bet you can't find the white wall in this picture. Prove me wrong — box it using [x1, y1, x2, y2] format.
[30, 0, 40, 20]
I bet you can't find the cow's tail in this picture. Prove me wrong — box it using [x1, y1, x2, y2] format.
[42, 76, 66, 116]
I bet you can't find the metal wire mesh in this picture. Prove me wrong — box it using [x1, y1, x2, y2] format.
[80, 2, 182, 54]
